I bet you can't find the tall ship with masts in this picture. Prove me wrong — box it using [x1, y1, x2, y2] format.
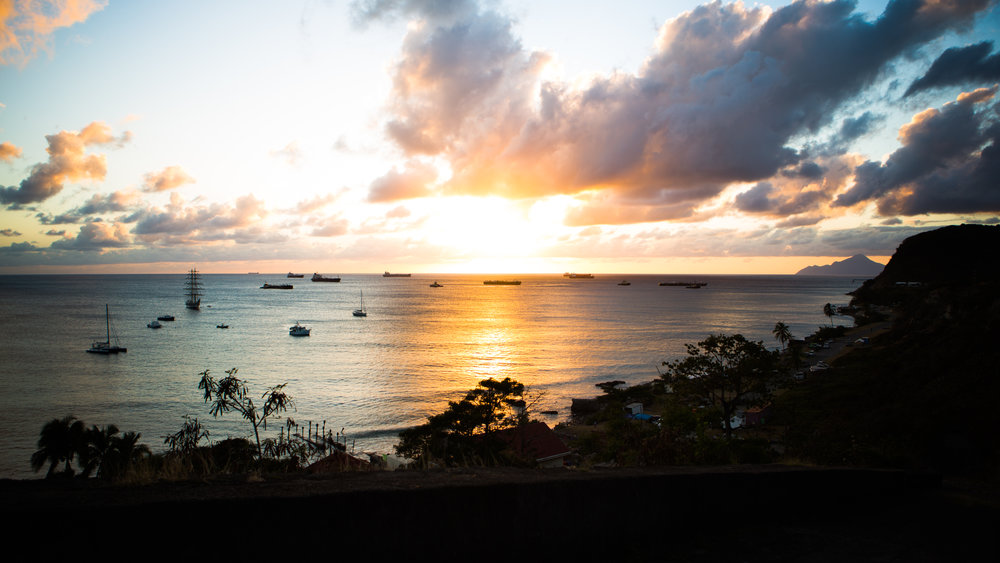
[185, 268, 203, 310]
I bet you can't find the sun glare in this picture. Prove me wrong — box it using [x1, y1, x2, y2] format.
[425, 196, 562, 265]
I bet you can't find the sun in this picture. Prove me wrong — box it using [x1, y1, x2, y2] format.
[421, 195, 570, 272]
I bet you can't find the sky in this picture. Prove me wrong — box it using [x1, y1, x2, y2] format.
[1, 0, 998, 274]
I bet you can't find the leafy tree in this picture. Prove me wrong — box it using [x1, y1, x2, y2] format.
[772, 322, 792, 351]
[396, 377, 528, 465]
[30, 416, 86, 478]
[661, 334, 780, 439]
[198, 368, 295, 461]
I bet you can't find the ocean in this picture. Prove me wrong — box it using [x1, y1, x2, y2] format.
[0, 273, 860, 479]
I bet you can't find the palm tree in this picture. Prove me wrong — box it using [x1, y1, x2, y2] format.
[772, 322, 792, 351]
[823, 303, 836, 325]
[80, 424, 120, 479]
[106, 431, 150, 481]
[30, 416, 86, 478]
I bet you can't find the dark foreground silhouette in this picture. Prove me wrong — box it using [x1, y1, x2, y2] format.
[3, 465, 995, 560]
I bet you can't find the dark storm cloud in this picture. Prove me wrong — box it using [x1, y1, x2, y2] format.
[905, 41, 1000, 97]
[835, 87, 1000, 214]
[836, 111, 884, 145]
[370, 0, 994, 224]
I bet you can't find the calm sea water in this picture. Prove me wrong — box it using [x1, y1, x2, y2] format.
[0, 273, 859, 478]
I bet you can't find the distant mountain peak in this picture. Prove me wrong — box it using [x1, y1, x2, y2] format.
[796, 255, 885, 276]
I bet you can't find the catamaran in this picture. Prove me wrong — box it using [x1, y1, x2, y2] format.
[87, 305, 127, 354]
[185, 268, 203, 309]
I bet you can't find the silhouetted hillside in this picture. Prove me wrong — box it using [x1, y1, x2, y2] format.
[776, 224, 1000, 476]
[862, 224, 1000, 288]
[796, 254, 884, 276]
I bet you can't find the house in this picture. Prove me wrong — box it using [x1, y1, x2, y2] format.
[496, 421, 572, 468]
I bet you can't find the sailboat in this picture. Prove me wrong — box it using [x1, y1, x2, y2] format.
[185, 268, 203, 310]
[353, 290, 367, 317]
[87, 305, 127, 354]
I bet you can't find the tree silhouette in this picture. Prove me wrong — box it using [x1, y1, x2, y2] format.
[30, 416, 86, 478]
[396, 377, 528, 465]
[823, 303, 836, 325]
[79, 423, 120, 478]
[772, 322, 793, 351]
[662, 334, 780, 440]
[198, 368, 295, 460]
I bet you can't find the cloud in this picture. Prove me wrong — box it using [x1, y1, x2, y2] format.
[367, 160, 438, 202]
[835, 86, 1000, 215]
[0, 121, 129, 206]
[75, 188, 142, 215]
[269, 141, 302, 166]
[131, 192, 270, 244]
[0, 141, 22, 162]
[0, 0, 107, 66]
[36, 211, 80, 225]
[310, 216, 350, 237]
[373, 0, 993, 225]
[734, 155, 860, 218]
[386, 205, 411, 218]
[142, 165, 195, 192]
[0, 227, 21, 236]
[50, 220, 132, 251]
[905, 41, 1000, 97]
[290, 193, 339, 214]
[0, 241, 40, 253]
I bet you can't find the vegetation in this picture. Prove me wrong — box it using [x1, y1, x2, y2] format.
[30, 416, 150, 480]
[661, 334, 781, 439]
[198, 368, 295, 461]
[396, 377, 531, 466]
[772, 322, 792, 351]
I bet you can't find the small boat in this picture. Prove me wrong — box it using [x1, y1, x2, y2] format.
[618, 280, 631, 286]
[353, 291, 367, 317]
[289, 322, 310, 336]
[382, 272, 411, 277]
[563, 273, 594, 279]
[185, 268, 203, 310]
[311, 273, 341, 282]
[261, 283, 293, 289]
[157, 315, 175, 321]
[147, 320, 162, 329]
[430, 281, 443, 287]
[287, 272, 305, 278]
[216, 323, 229, 329]
[87, 305, 127, 354]
[483, 280, 521, 285]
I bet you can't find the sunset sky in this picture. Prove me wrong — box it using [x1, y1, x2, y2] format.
[1, 0, 998, 274]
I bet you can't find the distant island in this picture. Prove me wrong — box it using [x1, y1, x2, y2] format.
[795, 254, 884, 277]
